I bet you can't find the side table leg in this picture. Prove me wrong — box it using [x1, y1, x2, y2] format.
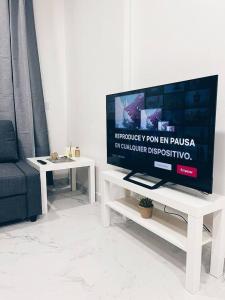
[101, 179, 111, 227]
[70, 168, 77, 191]
[40, 171, 48, 214]
[88, 165, 95, 204]
[185, 215, 203, 294]
[210, 209, 225, 277]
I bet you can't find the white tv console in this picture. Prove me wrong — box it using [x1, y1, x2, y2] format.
[101, 170, 225, 294]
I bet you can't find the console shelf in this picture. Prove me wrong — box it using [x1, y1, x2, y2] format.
[101, 170, 225, 294]
[106, 197, 212, 252]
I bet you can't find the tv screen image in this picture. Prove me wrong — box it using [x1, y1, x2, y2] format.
[115, 93, 144, 129]
[106, 75, 218, 193]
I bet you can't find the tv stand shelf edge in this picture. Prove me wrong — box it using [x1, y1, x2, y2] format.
[101, 170, 225, 294]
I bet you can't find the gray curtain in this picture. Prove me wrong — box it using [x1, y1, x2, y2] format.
[0, 0, 50, 159]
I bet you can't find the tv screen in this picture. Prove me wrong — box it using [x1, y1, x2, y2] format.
[106, 75, 218, 193]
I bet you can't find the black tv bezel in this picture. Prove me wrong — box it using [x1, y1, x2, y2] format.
[106, 75, 218, 194]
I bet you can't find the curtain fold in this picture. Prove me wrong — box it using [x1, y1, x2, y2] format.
[0, 0, 50, 159]
[24, 0, 50, 157]
[0, 0, 16, 125]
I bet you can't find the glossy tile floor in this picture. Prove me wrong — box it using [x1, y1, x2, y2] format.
[0, 186, 224, 300]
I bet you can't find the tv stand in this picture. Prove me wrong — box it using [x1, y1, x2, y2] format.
[123, 171, 168, 190]
[101, 170, 225, 294]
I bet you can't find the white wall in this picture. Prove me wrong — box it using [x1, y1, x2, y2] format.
[129, 0, 225, 195]
[64, 0, 125, 195]
[33, 0, 68, 155]
[33, 0, 225, 198]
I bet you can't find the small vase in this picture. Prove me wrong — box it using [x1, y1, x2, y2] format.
[75, 147, 80, 157]
[138, 205, 153, 219]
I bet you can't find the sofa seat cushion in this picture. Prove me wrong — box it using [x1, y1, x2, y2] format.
[0, 163, 26, 198]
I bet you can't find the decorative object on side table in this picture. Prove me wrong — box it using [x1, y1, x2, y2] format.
[138, 198, 154, 218]
[65, 146, 73, 158]
[50, 152, 59, 160]
[75, 146, 80, 157]
[65, 146, 80, 158]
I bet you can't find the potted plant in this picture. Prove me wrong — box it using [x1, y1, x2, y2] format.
[138, 198, 154, 219]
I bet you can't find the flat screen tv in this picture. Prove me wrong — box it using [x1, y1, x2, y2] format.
[106, 75, 218, 194]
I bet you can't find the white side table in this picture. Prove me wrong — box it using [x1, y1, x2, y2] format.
[101, 170, 225, 294]
[27, 156, 95, 214]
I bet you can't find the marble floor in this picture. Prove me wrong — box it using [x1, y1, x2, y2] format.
[0, 187, 224, 300]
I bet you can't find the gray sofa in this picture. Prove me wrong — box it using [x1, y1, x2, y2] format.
[0, 120, 42, 224]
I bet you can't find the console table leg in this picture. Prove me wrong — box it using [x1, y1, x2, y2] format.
[210, 209, 225, 278]
[40, 171, 48, 214]
[123, 189, 130, 223]
[185, 215, 203, 294]
[101, 179, 111, 227]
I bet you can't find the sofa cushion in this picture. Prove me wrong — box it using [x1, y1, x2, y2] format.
[0, 163, 26, 198]
[0, 120, 18, 162]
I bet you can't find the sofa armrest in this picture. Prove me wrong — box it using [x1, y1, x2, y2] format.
[16, 161, 42, 217]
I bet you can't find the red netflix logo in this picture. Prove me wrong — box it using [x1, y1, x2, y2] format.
[176, 165, 198, 178]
